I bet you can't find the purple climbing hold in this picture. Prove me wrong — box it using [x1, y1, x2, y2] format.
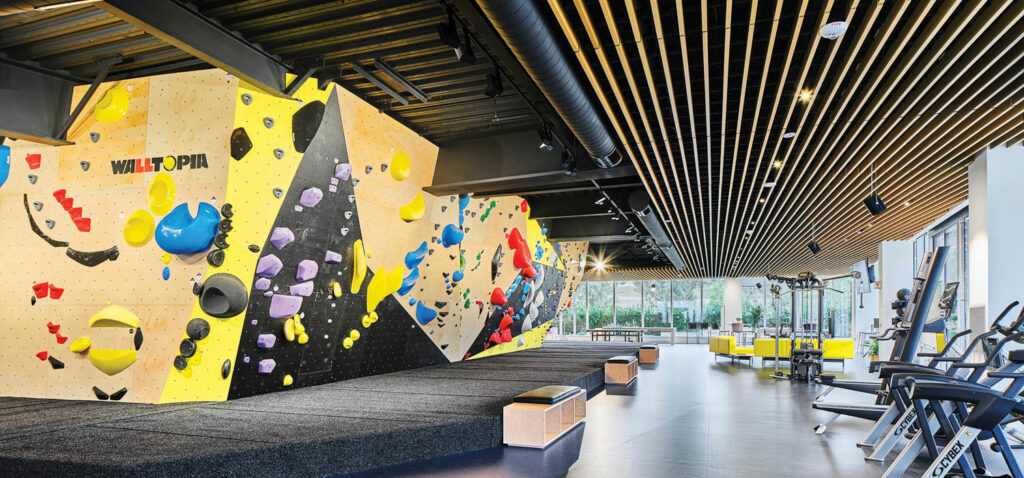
[290, 281, 314, 296]
[324, 250, 342, 263]
[263, 290, 273, 297]
[328, 185, 337, 193]
[269, 227, 294, 250]
[254, 277, 271, 290]
[255, 254, 283, 278]
[296, 259, 318, 281]
[299, 187, 323, 207]
[330, 177, 339, 185]
[334, 163, 352, 180]
[258, 359, 276, 374]
[269, 294, 302, 318]
[256, 334, 276, 349]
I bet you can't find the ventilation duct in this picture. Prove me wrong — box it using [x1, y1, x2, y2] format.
[628, 190, 685, 270]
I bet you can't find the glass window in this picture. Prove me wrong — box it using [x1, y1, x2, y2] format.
[587, 281, 613, 329]
[615, 280, 643, 327]
[703, 279, 724, 329]
[644, 280, 672, 329]
[562, 283, 587, 335]
[741, 284, 765, 328]
[824, 277, 853, 337]
[671, 279, 701, 331]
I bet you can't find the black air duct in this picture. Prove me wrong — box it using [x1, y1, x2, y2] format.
[628, 190, 685, 270]
[476, 0, 621, 168]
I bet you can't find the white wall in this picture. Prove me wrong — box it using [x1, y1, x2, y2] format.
[723, 277, 743, 329]
[854, 282, 879, 345]
[877, 239, 914, 358]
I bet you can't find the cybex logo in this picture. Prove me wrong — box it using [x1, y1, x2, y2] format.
[893, 410, 916, 435]
[932, 438, 967, 476]
[110, 154, 209, 175]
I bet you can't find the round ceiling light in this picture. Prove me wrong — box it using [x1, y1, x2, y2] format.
[820, 21, 848, 40]
[783, 131, 796, 138]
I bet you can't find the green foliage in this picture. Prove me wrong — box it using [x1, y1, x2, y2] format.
[864, 338, 879, 358]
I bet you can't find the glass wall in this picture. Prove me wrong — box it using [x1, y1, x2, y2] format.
[567, 279, 727, 333]
[615, 281, 643, 327]
[587, 281, 614, 329]
[741, 283, 765, 328]
[913, 210, 969, 333]
[644, 280, 672, 329]
[671, 280, 701, 330]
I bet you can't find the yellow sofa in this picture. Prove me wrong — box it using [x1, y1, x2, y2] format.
[823, 339, 855, 360]
[753, 339, 818, 358]
[710, 336, 754, 356]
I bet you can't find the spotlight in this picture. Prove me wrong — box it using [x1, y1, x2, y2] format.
[594, 197, 607, 205]
[764, 181, 776, 188]
[561, 151, 577, 176]
[782, 131, 796, 139]
[863, 193, 887, 216]
[594, 259, 606, 271]
[820, 21, 848, 40]
[538, 126, 553, 151]
[797, 89, 813, 102]
[772, 160, 783, 169]
[483, 68, 503, 97]
[437, 10, 460, 48]
[650, 283, 656, 291]
[807, 241, 821, 254]
[455, 26, 475, 64]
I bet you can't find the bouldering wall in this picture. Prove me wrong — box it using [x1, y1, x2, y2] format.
[0, 68, 584, 403]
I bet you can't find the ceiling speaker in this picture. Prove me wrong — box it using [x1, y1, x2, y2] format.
[807, 241, 821, 255]
[863, 193, 887, 216]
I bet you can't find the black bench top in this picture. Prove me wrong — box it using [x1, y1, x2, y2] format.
[640, 344, 658, 350]
[513, 385, 581, 404]
[607, 355, 638, 363]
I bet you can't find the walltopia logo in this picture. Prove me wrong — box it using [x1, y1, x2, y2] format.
[110, 154, 209, 175]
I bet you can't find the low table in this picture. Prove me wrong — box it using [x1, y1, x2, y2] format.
[587, 327, 677, 344]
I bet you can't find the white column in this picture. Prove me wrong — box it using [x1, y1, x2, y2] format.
[968, 144, 1024, 335]
[723, 277, 743, 331]
[877, 239, 914, 359]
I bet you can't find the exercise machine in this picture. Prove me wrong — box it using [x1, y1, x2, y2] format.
[766, 271, 850, 382]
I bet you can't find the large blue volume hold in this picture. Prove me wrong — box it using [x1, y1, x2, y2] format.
[155, 203, 221, 254]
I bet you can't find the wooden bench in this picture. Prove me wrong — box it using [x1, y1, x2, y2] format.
[638, 344, 659, 364]
[587, 327, 677, 344]
[503, 385, 586, 448]
[605, 355, 638, 384]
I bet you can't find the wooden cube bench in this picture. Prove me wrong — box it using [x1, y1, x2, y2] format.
[638, 344, 659, 364]
[605, 355, 638, 384]
[503, 385, 586, 448]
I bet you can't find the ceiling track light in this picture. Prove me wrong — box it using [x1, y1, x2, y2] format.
[561, 150, 577, 176]
[808, 222, 821, 255]
[594, 197, 607, 205]
[863, 163, 887, 216]
[537, 124, 553, 151]
[483, 66, 503, 98]
[455, 24, 476, 64]
[437, 9, 460, 48]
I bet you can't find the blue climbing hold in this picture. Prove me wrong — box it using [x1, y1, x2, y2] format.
[405, 241, 428, 269]
[523, 283, 531, 294]
[398, 267, 418, 296]
[409, 297, 417, 306]
[535, 244, 544, 260]
[415, 300, 438, 325]
[440, 224, 464, 248]
[0, 145, 9, 189]
[453, 270, 464, 282]
[155, 203, 220, 254]
[458, 195, 470, 227]
[162, 266, 170, 280]
[541, 227, 548, 235]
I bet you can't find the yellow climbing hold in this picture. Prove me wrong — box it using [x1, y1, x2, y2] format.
[350, 329, 360, 341]
[89, 305, 140, 328]
[361, 314, 372, 328]
[148, 172, 176, 216]
[293, 314, 306, 335]
[343, 337, 354, 349]
[390, 152, 411, 181]
[93, 86, 129, 123]
[330, 280, 342, 298]
[123, 209, 156, 248]
[298, 333, 309, 344]
[69, 337, 91, 353]
[386, 266, 405, 294]
[88, 349, 137, 376]
[398, 192, 425, 222]
[369, 311, 379, 323]
[284, 318, 296, 342]
[162, 156, 175, 171]
[351, 239, 367, 293]
[161, 252, 171, 265]
[283, 374, 294, 386]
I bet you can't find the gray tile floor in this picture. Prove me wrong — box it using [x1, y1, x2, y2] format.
[347, 343, 1021, 478]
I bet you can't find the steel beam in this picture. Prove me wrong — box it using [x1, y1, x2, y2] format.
[0, 62, 74, 145]
[546, 216, 637, 243]
[100, 0, 291, 98]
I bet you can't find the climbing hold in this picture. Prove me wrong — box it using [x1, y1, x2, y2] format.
[296, 260, 318, 281]
[93, 86, 129, 122]
[283, 318, 296, 342]
[390, 152, 411, 181]
[89, 132, 100, 143]
[173, 355, 188, 371]
[28, 174, 37, 184]
[350, 329, 360, 341]
[179, 338, 197, 358]
[351, 239, 367, 293]
[160, 266, 170, 280]
[270, 227, 294, 250]
[398, 267, 418, 296]
[36, 351, 48, 361]
[283, 374, 294, 386]
[198, 274, 249, 318]
[290, 281, 314, 297]
[69, 337, 91, 353]
[334, 163, 352, 180]
[32, 282, 48, 298]
[213, 233, 229, 249]
[229, 127, 253, 161]
[324, 250, 342, 263]
[405, 241, 428, 269]
[219, 203, 233, 219]
[66, 246, 119, 267]
[254, 277, 271, 290]
[89, 305, 139, 328]
[48, 356, 64, 369]
[330, 280, 342, 298]
[269, 294, 302, 319]
[186, 318, 210, 340]
[248, 244, 260, 253]
[206, 249, 224, 267]
[343, 211, 353, 220]
[161, 252, 171, 265]
[258, 359, 276, 374]
[292, 100, 326, 153]
[218, 219, 233, 233]
[263, 117, 275, 129]
[340, 227, 349, 236]
[490, 288, 508, 306]
[273, 187, 284, 198]
[109, 388, 127, 401]
[122, 209, 156, 248]
[365, 165, 373, 174]
[299, 187, 323, 207]
[361, 314, 372, 328]
[399, 192, 426, 222]
[240, 93, 253, 105]
[88, 349, 137, 375]
[80, 161, 90, 171]
[256, 254, 283, 278]
[415, 300, 438, 325]
[155, 202, 220, 254]
[297, 333, 309, 344]
[32, 201, 42, 211]
[453, 270, 464, 282]
[441, 224, 465, 248]
[221, 359, 232, 379]
[45, 219, 55, 229]
[256, 334, 276, 349]
[93, 387, 109, 400]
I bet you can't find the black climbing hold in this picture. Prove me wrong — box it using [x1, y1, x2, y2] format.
[179, 338, 197, 358]
[48, 356, 64, 369]
[31, 296, 36, 305]
[365, 165, 373, 174]
[273, 188, 283, 198]
[66, 246, 118, 267]
[428, 249, 435, 255]
[273, 148, 284, 159]
[108, 388, 127, 401]
[230, 127, 253, 160]
[491, 245, 502, 282]
[213, 233, 230, 249]
[441, 272, 449, 278]
[173, 355, 188, 371]
[248, 244, 260, 253]
[24, 194, 69, 248]
[441, 206, 447, 212]
[89, 132, 100, 143]
[92, 386, 109, 400]
[263, 117, 274, 128]
[218, 218, 233, 233]
[434, 301, 447, 309]
[45, 219, 55, 229]
[221, 359, 231, 379]
[352, 178, 359, 186]
[434, 224, 440, 230]
[186, 318, 210, 340]
[291, 100, 325, 153]
[80, 161, 90, 171]
[438, 311, 449, 318]
[241, 93, 253, 105]
[198, 273, 249, 318]
[440, 344, 449, 350]
[220, 203, 233, 218]
[380, 163, 388, 172]
[134, 327, 144, 351]
[28, 174, 37, 184]
[32, 201, 42, 211]
[192, 282, 202, 295]
[207, 249, 225, 267]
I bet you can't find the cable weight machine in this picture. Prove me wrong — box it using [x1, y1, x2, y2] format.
[767, 271, 853, 382]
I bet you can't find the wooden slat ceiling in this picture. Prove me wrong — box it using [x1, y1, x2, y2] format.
[547, 0, 1024, 277]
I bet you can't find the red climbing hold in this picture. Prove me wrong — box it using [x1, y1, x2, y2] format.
[60, 197, 74, 210]
[52, 189, 66, 202]
[32, 283, 49, 298]
[521, 264, 537, 278]
[501, 328, 512, 342]
[475, 300, 484, 308]
[46, 322, 60, 334]
[507, 228, 525, 248]
[499, 314, 513, 330]
[55, 333, 68, 344]
[465, 353, 471, 359]
[490, 288, 507, 306]
[26, 153, 41, 170]
[48, 284, 64, 299]
[520, 199, 529, 213]
[489, 331, 501, 344]
[73, 216, 91, 232]
[68, 206, 83, 219]
[36, 351, 48, 361]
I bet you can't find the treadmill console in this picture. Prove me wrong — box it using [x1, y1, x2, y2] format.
[938, 282, 959, 310]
